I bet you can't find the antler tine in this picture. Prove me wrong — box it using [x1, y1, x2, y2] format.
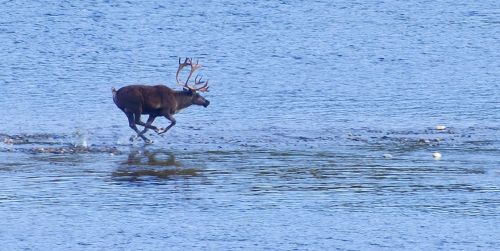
[183, 58, 202, 86]
[195, 79, 209, 92]
[175, 57, 209, 91]
[194, 75, 205, 85]
[176, 57, 192, 87]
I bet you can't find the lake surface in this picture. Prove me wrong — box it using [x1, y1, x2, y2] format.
[1, 0, 499, 250]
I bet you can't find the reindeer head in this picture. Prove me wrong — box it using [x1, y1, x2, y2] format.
[184, 88, 210, 107]
[176, 58, 210, 108]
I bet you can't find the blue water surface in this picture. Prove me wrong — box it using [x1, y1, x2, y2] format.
[0, 1, 499, 250]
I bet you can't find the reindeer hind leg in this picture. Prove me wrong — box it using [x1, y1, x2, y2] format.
[138, 115, 159, 137]
[126, 112, 151, 143]
[136, 115, 159, 131]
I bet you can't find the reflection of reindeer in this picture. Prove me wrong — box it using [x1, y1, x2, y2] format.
[113, 151, 198, 180]
[112, 58, 211, 143]
[125, 150, 182, 167]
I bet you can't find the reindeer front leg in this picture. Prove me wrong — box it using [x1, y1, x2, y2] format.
[158, 113, 176, 134]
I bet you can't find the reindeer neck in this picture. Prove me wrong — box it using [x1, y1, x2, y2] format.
[173, 91, 193, 112]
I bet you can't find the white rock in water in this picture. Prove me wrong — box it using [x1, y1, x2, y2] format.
[383, 153, 393, 159]
[436, 125, 446, 130]
[432, 152, 442, 160]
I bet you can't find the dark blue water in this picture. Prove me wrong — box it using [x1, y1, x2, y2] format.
[1, 1, 499, 250]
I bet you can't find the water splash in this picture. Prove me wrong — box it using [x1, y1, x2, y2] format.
[73, 128, 89, 148]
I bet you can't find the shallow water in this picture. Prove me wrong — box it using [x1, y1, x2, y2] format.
[1, 0, 499, 250]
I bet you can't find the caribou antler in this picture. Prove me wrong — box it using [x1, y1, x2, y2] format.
[175, 58, 192, 88]
[175, 58, 209, 92]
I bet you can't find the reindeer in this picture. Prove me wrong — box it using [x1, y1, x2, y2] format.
[112, 58, 210, 143]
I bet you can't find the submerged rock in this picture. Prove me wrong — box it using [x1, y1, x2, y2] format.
[383, 153, 393, 159]
[417, 138, 431, 144]
[30, 145, 121, 155]
[2, 135, 28, 145]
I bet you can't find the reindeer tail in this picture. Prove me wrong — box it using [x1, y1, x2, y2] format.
[111, 87, 118, 105]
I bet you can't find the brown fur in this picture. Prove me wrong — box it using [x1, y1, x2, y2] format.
[112, 84, 209, 143]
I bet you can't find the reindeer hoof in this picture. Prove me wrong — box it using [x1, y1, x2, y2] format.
[155, 128, 164, 134]
[145, 139, 154, 144]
